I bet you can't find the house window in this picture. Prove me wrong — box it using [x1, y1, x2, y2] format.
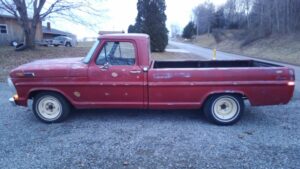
[0, 24, 8, 34]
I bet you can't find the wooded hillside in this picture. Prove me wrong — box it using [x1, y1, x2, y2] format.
[192, 0, 300, 45]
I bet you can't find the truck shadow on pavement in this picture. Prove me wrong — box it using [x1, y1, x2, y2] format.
[65, 105, 253, 126]
[69, 108, 207, 123]
[17, 101, 289, 127]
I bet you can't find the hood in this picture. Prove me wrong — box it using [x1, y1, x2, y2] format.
[10, 57, 88, 78]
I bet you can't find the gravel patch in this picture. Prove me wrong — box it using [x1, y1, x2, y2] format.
[0, 83, 299, 169]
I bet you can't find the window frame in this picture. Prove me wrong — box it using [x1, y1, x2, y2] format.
[82, 40, 101, 64]
[0, 24, 8, 34]
[95, 40, 138, 66]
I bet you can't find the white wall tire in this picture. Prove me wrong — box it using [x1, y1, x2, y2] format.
[204, 95, 244, 125]
[33, 92, 70, 123]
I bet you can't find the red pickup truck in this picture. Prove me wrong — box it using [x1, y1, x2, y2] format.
[8, 34, 295, 125]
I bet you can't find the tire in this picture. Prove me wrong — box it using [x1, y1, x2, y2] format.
[65, 42, 72, 47]
[15, 43, 26, 51]
[54, 44, 59, 47]
[203, 94, 244, 125]
[33, 92, 70, 123]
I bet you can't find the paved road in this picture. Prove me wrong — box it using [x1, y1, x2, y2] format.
[170, 41, 300, 98]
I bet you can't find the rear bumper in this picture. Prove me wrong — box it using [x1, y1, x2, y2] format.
[9, 97, 16, 106]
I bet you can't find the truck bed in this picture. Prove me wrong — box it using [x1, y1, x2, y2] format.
[153, 60, 281, 69]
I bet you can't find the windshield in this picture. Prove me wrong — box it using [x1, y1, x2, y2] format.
[82, 40, 100, 64]
[54, 36, 63, 40]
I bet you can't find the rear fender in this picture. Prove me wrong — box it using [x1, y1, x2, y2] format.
[201, 90, 248, 106]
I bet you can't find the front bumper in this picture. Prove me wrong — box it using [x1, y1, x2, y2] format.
[9, 97, 16, 106]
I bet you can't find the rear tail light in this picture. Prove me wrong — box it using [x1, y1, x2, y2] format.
[288, 69, 295, 86]
[289, 69, 295, 81]
[288, 81, 295, 86]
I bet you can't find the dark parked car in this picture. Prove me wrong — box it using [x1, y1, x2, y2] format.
[52, 36, 73, 47]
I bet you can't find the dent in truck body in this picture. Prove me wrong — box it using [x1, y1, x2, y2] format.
[8, 34, 295, 113]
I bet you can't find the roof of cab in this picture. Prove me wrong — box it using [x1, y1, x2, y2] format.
[98, 33, 149, 40]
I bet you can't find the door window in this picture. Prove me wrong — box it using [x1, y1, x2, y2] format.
[96, 41, 135, 66]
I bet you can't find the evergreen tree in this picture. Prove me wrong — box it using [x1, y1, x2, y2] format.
[182, 22, 196, 39]
[128, 24, 139, 33]
[129, 0, 169, 52]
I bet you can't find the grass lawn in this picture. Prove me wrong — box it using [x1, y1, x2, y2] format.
[0, 43, 202, 82]
[0, 45, 90, 82]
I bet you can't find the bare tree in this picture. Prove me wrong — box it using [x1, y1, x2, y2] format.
[0, 0, 104, 49]
[249, 0, 300, 34]
[194, 1, 215, 35]
[191, 0, 300, 47]
[170, 24, 180, 38]
[239, 0, 252, 29]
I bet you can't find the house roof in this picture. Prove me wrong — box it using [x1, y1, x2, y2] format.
[0, 14, 34, 20]
[0, 14, 75, 37]
[42, 26, 75, 37]
[0, 14, 16, 19]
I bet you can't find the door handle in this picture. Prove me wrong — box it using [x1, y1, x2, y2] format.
[99, 63, 110, 71]
[130, 70, 142, 74]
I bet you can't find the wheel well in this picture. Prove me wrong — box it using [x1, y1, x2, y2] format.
[28, 90, 72, 106]
[29, 90, 51, 99]
[203, 93, 248, 106]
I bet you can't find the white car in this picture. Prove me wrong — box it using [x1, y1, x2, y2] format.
[52, 36, 73, 47]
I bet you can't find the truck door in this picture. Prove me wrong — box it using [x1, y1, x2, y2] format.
[88, 40, 145, 109]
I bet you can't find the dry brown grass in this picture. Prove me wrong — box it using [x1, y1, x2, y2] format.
[0, 44, 91, 82]
[180, 32, 300, 65]
[0, 42, 201, 82]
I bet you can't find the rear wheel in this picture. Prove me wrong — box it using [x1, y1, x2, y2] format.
[33, 92, 70, 123]
[204, 94, 244, 125]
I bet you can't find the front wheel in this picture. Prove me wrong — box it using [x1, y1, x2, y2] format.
[204, 94, 244, 125]
[33, 92, 70, 123]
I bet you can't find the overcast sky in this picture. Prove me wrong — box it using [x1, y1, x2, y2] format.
[48, 0, 226, 39]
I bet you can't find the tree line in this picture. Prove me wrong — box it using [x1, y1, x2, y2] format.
[183, 0, 300, 41]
